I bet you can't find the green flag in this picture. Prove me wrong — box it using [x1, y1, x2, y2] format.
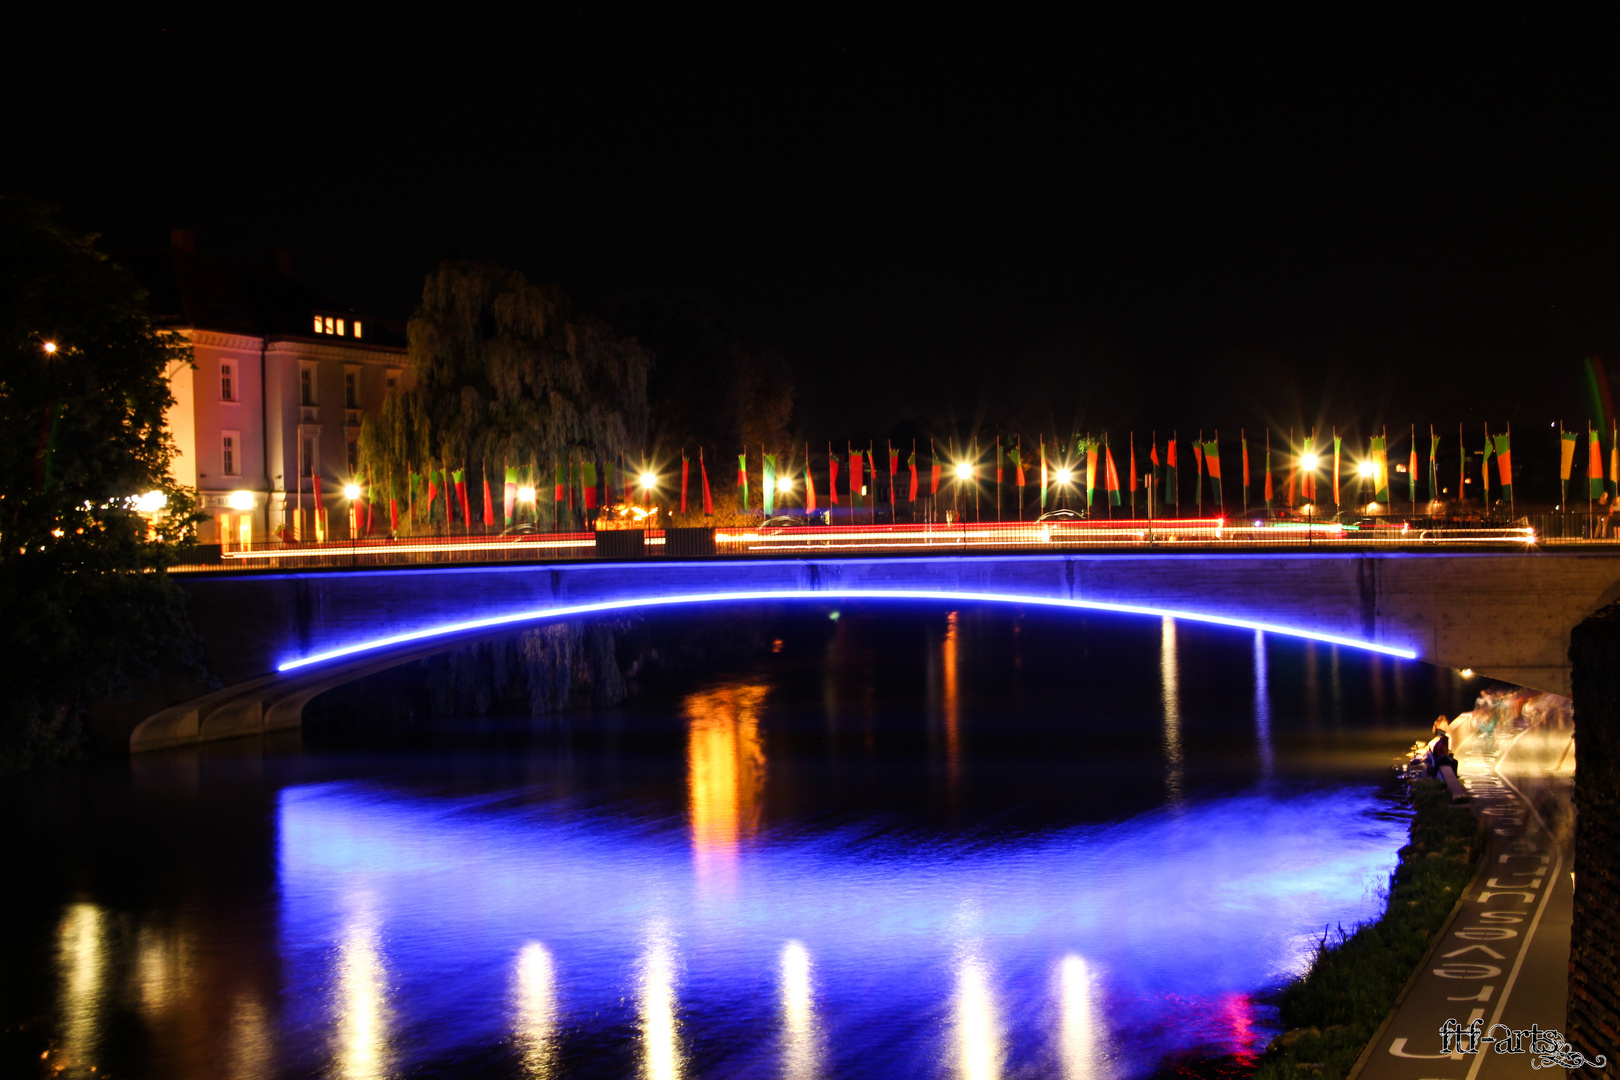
[737, 453, 749, 511]
[1204, 440, 1222, 508]
[762, 453, 777, 514]
[1428, 429, 1440, 502]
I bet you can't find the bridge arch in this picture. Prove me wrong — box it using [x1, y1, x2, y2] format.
[131, 551, 1620, 750]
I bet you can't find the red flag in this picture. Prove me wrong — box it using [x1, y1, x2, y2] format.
[1015, 443, 1026, 487]
[929, 440, 941, 494]
[700, 451, 713, 515]
[1193, 442, 1204, 478]
[850, 451, 864, 499]
[482, 469, 495, 527]
[1105, 446, 1120, 494]
[1166, 440, 1177, 470]
[829, 449, 840, 506]
[681, 454, 689, 515]
[426, 474, 437, 519]
[582, 460, 598, 511]
[390, 493, 399, 533]
[910, 445, 919, 501]
[1129, 439, 1137, 491]
[890, 448, 899, 478]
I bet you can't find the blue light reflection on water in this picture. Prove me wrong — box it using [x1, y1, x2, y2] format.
[276, 781, 1405, 1078]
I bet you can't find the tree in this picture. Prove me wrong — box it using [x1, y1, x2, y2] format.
[359, 261, 653, 530]
[601, 293, 796, 521]
[0, 196, 202, 769]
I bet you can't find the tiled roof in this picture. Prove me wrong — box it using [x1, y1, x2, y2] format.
[120, 251, 405, 347]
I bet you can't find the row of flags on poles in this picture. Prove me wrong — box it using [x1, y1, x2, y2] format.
[334, 422, 1618, 534]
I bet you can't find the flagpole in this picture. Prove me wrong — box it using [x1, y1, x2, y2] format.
[996, 435, 1002, 522]
[1017, 436, 1024, 520]
[1130, 432, 1137, 519]
[1507, 422, 1515, 520]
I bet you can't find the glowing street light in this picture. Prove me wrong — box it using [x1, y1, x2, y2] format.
[229, 490, 255, 511]
[1300, 453, 1319, 471]
[1055, 468, 1074, 485]
[640, 471, 657, 491]
[132, 490, 167, 513]
[343, 483, 362, 501]
[955, 461, 973, 480]
[1357, 460, 1375, 477]
[517, 485, 536, 503]
[42, 341, 57, 355]
[777, 475, 793, 494]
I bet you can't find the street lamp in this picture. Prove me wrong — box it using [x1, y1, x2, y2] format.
[517, 485, 536, 503]
[228, 490, 255, 511]
[343, 484, 361, 539]
[955, 461, 973, 480]
[1300, 453, 1319, 471]
[640, 471, 657, 491]
[777, 475, 793, 494]
[42, 341, 57, 355]
[1357, 461, 1375, 477]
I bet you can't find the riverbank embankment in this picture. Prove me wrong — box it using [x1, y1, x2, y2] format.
[1255, 689, 1572, 1079]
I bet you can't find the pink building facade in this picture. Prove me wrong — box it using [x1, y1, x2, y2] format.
[131, 231, 410, 545]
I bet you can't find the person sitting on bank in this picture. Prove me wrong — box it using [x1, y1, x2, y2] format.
[1426, 716, 1458, 778]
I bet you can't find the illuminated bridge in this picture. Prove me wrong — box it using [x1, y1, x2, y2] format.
[132, 534, 1620, 751]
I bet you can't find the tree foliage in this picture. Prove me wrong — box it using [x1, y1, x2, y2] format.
[358, 262, 652, 521]
[0, 196, 202, 769]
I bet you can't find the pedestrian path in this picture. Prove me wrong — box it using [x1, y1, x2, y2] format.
[1353, 696, 1577, 1080]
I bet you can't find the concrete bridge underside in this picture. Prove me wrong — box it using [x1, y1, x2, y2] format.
[132, 550, 1620, 751]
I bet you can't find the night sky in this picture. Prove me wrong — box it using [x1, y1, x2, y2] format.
[7, 8, 1619, 445]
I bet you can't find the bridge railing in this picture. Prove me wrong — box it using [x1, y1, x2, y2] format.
[167, 518, 1557, 572]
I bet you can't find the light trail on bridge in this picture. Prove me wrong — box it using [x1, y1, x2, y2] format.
[193, 519, 1539, 573]
[274, 587, 1419, 674]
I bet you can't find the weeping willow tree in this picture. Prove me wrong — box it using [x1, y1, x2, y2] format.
[358, 262, 652, 531]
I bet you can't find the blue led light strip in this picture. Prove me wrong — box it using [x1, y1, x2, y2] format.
[276, 589, 1418, 672]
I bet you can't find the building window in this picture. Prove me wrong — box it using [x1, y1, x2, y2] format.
[336, 318, 345, 336]
[313, 314, 323, 334]
[385, 368, 399, 393]
[344, 370, 359, 408]
[301, 432, 318, 477]
[300, 366, 315, 406]
[222, 432, 240, 476]
[220, 363, 234, 401]
[347, 438, 359, 474]
[354, 321, 363, 339]
[325, 316, 336, 335]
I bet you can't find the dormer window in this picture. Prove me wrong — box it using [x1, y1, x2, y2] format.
[313, 313, 360, 338]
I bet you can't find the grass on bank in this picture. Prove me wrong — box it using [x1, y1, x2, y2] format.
[1252, 779, 1485, 1079]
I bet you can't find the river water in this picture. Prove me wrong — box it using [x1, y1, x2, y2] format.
[1, 604, 1477, 1079]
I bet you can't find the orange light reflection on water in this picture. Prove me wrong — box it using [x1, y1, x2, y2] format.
[685, 682, 767, 884]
